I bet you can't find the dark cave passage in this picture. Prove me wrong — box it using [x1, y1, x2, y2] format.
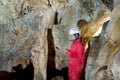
[12, 62, 34, 80]
[0, 62, 34, 80]
[47, 29, 68, 80]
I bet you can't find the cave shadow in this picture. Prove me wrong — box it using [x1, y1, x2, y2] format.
[12, 62, 34, 80]
[0, 62, 34, 80]
[47, 29, 68, 80]
[47, 28, 56, 80]
[0, 71, 15, 80]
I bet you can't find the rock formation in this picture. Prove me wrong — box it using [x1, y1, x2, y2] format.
[0, 0, 120, 80]
[0, 0, 55, 80]
[85, 3, 120, 80]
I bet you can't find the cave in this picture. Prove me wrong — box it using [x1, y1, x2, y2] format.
[0, 0, 120, 80]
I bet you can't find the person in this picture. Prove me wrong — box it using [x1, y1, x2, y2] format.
[65, 27, 85, 80]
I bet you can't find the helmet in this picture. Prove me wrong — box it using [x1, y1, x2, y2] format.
[69, 27, 80, 35]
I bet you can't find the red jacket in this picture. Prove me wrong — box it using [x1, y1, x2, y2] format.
[66, 39, 85, 65]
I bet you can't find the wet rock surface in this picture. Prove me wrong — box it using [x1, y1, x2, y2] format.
[0, 0, 120, 80]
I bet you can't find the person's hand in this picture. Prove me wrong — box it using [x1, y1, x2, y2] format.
[65, 49, 67, 53]
[63, 49, 68, 55]
[65, 49, 69, 53]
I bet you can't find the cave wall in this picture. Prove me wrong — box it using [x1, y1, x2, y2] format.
[85, 3, 120, 80]
[0, 0, 56, 80]
[0, 0, 119, 80]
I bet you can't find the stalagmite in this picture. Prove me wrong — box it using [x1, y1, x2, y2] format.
[31, 7, 55, 80]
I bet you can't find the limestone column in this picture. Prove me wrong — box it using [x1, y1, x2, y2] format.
[31, 7, 55, 80]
